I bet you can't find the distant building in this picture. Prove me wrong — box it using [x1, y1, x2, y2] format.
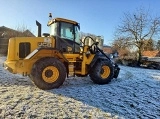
[103, 45, 113, 54]
[103, 45, 118, 58]
[142, 50, 160, 58]
[0, 26, 35, 55]
[0, 26, 35, 38]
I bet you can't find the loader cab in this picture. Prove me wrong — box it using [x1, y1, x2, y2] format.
[48, 18, 80, 53]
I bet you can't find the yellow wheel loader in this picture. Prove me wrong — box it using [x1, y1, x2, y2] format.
[3, 13, 120, 90]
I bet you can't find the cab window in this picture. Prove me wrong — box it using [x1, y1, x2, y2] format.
[50, 22, 58, 36]
[75, 26, 80, 44]
[60, 22, 74, 40]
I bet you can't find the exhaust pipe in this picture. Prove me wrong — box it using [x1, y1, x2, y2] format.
[36, 20, 41, 37]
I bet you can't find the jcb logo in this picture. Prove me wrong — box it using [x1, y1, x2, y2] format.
[38, 42, 52, 47]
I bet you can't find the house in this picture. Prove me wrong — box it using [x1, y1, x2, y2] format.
[103, 45, 118, 58]
[0, 26, 35, 55]
[141, 50, 160, 69]
[0, 26, 35, 38]
[142, 50, 160, 57]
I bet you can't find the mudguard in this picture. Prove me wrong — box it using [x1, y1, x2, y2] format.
[90, 51, 120, 79]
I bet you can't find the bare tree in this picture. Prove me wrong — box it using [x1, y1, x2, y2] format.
[112, 37, 133, 50]
[112, 37, 136, 61]
[143, 39, 155, 51]
[116, 8, 160, 65]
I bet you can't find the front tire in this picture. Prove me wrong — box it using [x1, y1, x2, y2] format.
[89, 60, 114, 84]
[30, 57, 66, 90]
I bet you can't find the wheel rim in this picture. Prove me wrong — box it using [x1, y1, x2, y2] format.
[42, 66, 59, 83]
[101, 65, 110, 79]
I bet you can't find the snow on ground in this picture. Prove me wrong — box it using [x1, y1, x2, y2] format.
[0, 56, 160, 119]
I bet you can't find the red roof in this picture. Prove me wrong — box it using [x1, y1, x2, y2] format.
[103, 46, 113, 54]
[142, 50, 160, 57]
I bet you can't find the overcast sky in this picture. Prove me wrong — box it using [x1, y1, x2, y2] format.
[1, 0, 160, 45]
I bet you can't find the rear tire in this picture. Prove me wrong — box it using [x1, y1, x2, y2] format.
[89, 60, 114, 84]
[30, 57, 66, 90]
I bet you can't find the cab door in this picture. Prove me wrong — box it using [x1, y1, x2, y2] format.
[56, 22, 80, 53]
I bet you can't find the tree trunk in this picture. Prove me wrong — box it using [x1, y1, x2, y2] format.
[137, 49, 142, 66]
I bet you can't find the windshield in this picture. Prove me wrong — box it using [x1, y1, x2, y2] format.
[60, 22, 80, 43]
[49, 22, 80, 44]
[60, 22, 74, 40]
